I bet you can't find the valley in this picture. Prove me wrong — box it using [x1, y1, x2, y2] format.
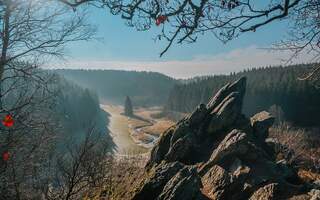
[101, 104, 175, 155]
[2, 1, 320, 199]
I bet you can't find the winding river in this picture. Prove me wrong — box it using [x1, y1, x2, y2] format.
[101, 104, 148, 155]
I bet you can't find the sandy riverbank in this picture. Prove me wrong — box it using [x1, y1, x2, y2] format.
[128, 107, 175, 148]
[101, 104, 175, 153]
[101, 104, 147, 155]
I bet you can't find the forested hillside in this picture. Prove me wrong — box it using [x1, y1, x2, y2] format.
[0, 67, 112, 198]
[165, 64, 320, 126]
[55, 69, 178, 106]
[52, 76, 111, 143]
[2, 68, 111, 144]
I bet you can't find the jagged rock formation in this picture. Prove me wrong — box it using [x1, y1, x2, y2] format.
[132, 77, 315, 200]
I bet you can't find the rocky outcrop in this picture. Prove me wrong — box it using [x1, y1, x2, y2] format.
[309, 189, 320, 200]
[251, 111, 275, 141]
[249, 183, 279, 200]
[157, 166, 202, 200]
[132, 162, 184, 200]
[201, 165, 231, 199]
[133, 77, 313, 200]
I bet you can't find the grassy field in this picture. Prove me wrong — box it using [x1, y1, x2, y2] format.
[101, 105, 147, 155]
[128, 107, 175, 148]
[101, 104, 176, 153]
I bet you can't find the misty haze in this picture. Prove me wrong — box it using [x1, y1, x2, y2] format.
[0, 1, 320, 200]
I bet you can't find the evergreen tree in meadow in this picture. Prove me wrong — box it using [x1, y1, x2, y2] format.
[124, 96, 133, 116]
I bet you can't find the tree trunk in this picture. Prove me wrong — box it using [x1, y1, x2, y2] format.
[0, 4, 11, 109]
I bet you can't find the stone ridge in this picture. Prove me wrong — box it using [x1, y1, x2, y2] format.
[133, 77, 313, 200]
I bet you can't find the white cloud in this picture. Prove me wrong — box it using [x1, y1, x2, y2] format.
[45, 46, 314, 79]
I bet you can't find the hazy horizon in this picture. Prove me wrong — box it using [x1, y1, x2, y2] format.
[47, 45, 313, 79]
[43, 7, 314, 79]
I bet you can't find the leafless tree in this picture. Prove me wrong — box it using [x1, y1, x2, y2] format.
[270, 124, 320, 172]
[0, 62, 59, 197]
[42, 126, 112, 200]
[0, 0, 94, 80]
[59, 0, 320, 84]
[0, 0, 95, 129]
[0, 1, 96, 199]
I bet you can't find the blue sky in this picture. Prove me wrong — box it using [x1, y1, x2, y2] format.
[54, 7, 310, 78]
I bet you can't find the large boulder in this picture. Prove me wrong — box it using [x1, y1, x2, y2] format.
[146, 78, 248, 169]
[251, 111, 275, 141]
[207, 92, 244, 134]
[132, 162, 184, 200]
[164, 136, 193, 163]
[206, 77, 246, 112]
[146, 128, 175, 169]
[201, 165, 231, 199]
[187, 104, 208, 129]
[309, 189, 320, 200]
[157, 166, 202, 200]
[199, 129, 249, 175]
[249, 183, 279, 200]
[133, 77, 311, 200]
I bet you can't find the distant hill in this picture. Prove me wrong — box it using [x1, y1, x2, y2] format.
[165, 64, 320, 127]
[54, 69, 178, 106]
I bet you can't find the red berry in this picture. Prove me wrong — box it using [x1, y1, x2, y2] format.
[2, 151, 9, 161]
[2, 114, 14, 128]
[156, 15, 167, 26]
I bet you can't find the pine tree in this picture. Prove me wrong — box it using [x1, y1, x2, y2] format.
[164, 64, 320, 126]
[124, 96, 133, 116]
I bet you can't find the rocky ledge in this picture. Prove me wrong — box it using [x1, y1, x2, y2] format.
[132, 77, 317, 200]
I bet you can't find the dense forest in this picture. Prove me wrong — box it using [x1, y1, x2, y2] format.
[55, 69, 178, 106]
[165, 64, 320, 127]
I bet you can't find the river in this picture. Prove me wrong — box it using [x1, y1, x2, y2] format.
[101, 104, 148, 155]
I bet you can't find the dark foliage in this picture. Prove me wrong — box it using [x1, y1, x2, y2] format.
[124, 96, 133, 116]
[165, 64, 320, 127]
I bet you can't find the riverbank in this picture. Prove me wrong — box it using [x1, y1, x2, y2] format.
[128, 107, 175, 148]
[100, 104, 148, 155]
[101, 104, 175, 154]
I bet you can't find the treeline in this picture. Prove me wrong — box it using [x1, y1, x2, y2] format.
[54, 69, 178, 106]
[165, 64, 320, 127]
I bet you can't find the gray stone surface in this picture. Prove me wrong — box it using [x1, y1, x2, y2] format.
[133, 77, 311, 200]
